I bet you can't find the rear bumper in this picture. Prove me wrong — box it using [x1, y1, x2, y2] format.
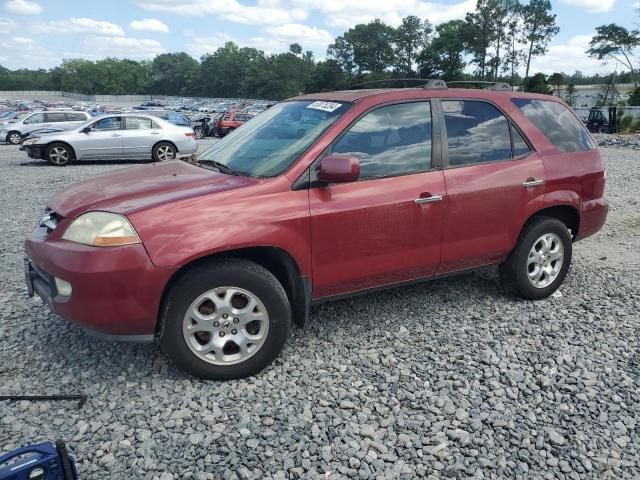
[576, 197, 608, 241]
[177, 138, 198, 155]
[25, 234, 177, 340]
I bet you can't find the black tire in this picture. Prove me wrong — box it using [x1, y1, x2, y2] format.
[160, 259, 291, 380]
[194, 127, 204, 139]
[499, 216, 572, 300]
[152, 141, 176, 162]
[46, 142, 73, 166]
[7, 131, 22, 145]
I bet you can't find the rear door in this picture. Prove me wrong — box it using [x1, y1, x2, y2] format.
[64, 112, 90, 129]
[437, 99, 545, 273]
[309, 100, 446, 298]
[73, 116, 124, 159]
[122, 116, 160, 158]
[21, 112, 45, 135]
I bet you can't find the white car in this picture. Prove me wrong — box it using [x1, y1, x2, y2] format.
[1, 110, 91, 145]
[20, 113, 198, 166]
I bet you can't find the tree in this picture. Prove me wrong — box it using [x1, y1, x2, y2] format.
[151, 52, 199, 95]
[306, 59, 346, 92]
[289, 43, 302, 56]
[564, 82, 576, 106]
[521, 0, 559, 82]
[521, 72, 551, 94]
[327, 36, 355, 79]
[548, 72, 564, 96]
[334, 20, 396, 74]
[418, 20, 467, 80]
[393, 15, 431, 76]
[587, 24, 640, 87]
[463, 0, 497, 79]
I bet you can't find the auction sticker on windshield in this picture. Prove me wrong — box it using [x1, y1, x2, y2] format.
[307, 101, 342, 113]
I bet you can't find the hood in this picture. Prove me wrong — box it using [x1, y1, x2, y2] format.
[48, 160, 259, 218]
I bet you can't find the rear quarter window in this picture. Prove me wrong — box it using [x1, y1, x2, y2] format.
[512, 99, 596, 153]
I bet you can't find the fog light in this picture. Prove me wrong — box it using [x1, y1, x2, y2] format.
[54, 277, 72, 296]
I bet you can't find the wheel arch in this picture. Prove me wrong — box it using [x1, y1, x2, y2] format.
[156, 246, 310, 337]
[153, 140, 179, 155]
[524, 204, 580, 239]
[46, 141, 77, 160]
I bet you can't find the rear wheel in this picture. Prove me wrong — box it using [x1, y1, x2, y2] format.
[152, 142, 176, 162]
[194, 127, 204, 139]
[7, 131, 21, 145]
[46, 143, 72, 166]
[160, 259, 291, 380]
[499, 216, 572, 300]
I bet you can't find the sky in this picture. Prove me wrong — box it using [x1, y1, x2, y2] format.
[0, 0, 637, 76]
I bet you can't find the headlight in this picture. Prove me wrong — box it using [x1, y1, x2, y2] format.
[62, 212, 140, 247]
[27, 137, 39, 144]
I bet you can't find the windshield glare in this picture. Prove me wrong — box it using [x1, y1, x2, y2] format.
[198, 100, 350, 177]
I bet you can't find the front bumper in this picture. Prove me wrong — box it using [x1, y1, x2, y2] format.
[25, 233, 177, 341]
[20, 144, 46, 159]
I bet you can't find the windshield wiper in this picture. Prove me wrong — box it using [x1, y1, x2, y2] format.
[199, 160, 240, 176]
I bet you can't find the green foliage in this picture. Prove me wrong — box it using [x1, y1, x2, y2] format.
[521, 72, 551, 94]
[418, 20, 467, 80]
[520, 0, 559, 80]
[548, 72, 564, 95]
[628, 87, 640, 106]
[587, 24, 640, 84]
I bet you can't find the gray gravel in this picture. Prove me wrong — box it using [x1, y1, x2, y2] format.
[0, 141, 638, 479]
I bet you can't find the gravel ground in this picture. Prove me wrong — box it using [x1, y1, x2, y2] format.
[0, 141, 638, 479]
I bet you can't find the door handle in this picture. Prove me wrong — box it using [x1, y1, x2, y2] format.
[522, 179, 545, 188]
[111, 134, 121, 137]
[415, 194, 444, 205]
[150, 131, 160, 135]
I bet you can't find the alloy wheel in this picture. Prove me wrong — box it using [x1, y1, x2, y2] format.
[527, 233, 564, 288]
[182, 286, 270, 365]
[9, 133, 21, 145]
[49, 147, 69, 165]
[157, 145, 175, 161]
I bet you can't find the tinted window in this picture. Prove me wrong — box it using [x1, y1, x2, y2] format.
[126, 117, 153, 130]
[45, 113, 67, 122]
[92, 117, 122, 130]
[65, 113, 87, 121]
[512, 126, 531, 157]
[24, 113, 44, 124]
[512, 99, 596, 152]
[332, 102, 432, 180]
[443, 100, 512, 166]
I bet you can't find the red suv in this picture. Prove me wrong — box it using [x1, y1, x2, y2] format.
[218, 111, 253, 136]
[24, 83, 607, 379]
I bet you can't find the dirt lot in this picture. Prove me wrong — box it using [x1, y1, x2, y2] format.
[0, 143, 638, 479]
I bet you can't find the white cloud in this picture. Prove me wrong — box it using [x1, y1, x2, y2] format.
[0, 16, 16, 30]
[134, 0, 307, 25]
[129, 18, 169, 33]
[560, 0, 614, 13]
[39, 17, 125, 36]
[186, 32, 233, 57]
[12, 36, 33, 45]
[4, 0, 41, 15]
[289, 0, 475, 28]
[263, 24, 334, 49]
[83, 36, 166, 59]
[529, 34, 604, 76]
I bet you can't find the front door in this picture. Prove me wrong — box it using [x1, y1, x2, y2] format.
[74, 116, 124, 159]
[309, 101, 446, 299]
[437, 99, 546, 273]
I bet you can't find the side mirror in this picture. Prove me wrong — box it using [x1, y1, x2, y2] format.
[82, 126, 91, 134]
[318, 154, 360, 184]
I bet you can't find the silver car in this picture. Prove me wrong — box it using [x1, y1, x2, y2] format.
[20, 114, 198, 166]
[0, 110, 91, 145]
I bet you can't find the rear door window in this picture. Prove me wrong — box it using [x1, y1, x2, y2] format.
[332, 101, 432, 179]
[66, 113, 87, 121]
[512, 126, 531, 157]
[442, 100, 512, 166]
[45, 113, 67, 123]
[125, 117, 153, 130]
[512, 99, 596, 152]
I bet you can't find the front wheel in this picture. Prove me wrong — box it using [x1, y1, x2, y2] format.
[499, 216, 572, 300]
[7, 131, 22, 145]
[152, 142, 176, 162]
[160, 259, 291, 380]
[46, 143, 72, 166]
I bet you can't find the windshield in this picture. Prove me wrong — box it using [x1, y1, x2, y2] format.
[198, 100, 350, 177]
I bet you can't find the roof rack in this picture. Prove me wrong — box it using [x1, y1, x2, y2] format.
[443, 81, 513, 91]
[348, 78, 513, 91]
